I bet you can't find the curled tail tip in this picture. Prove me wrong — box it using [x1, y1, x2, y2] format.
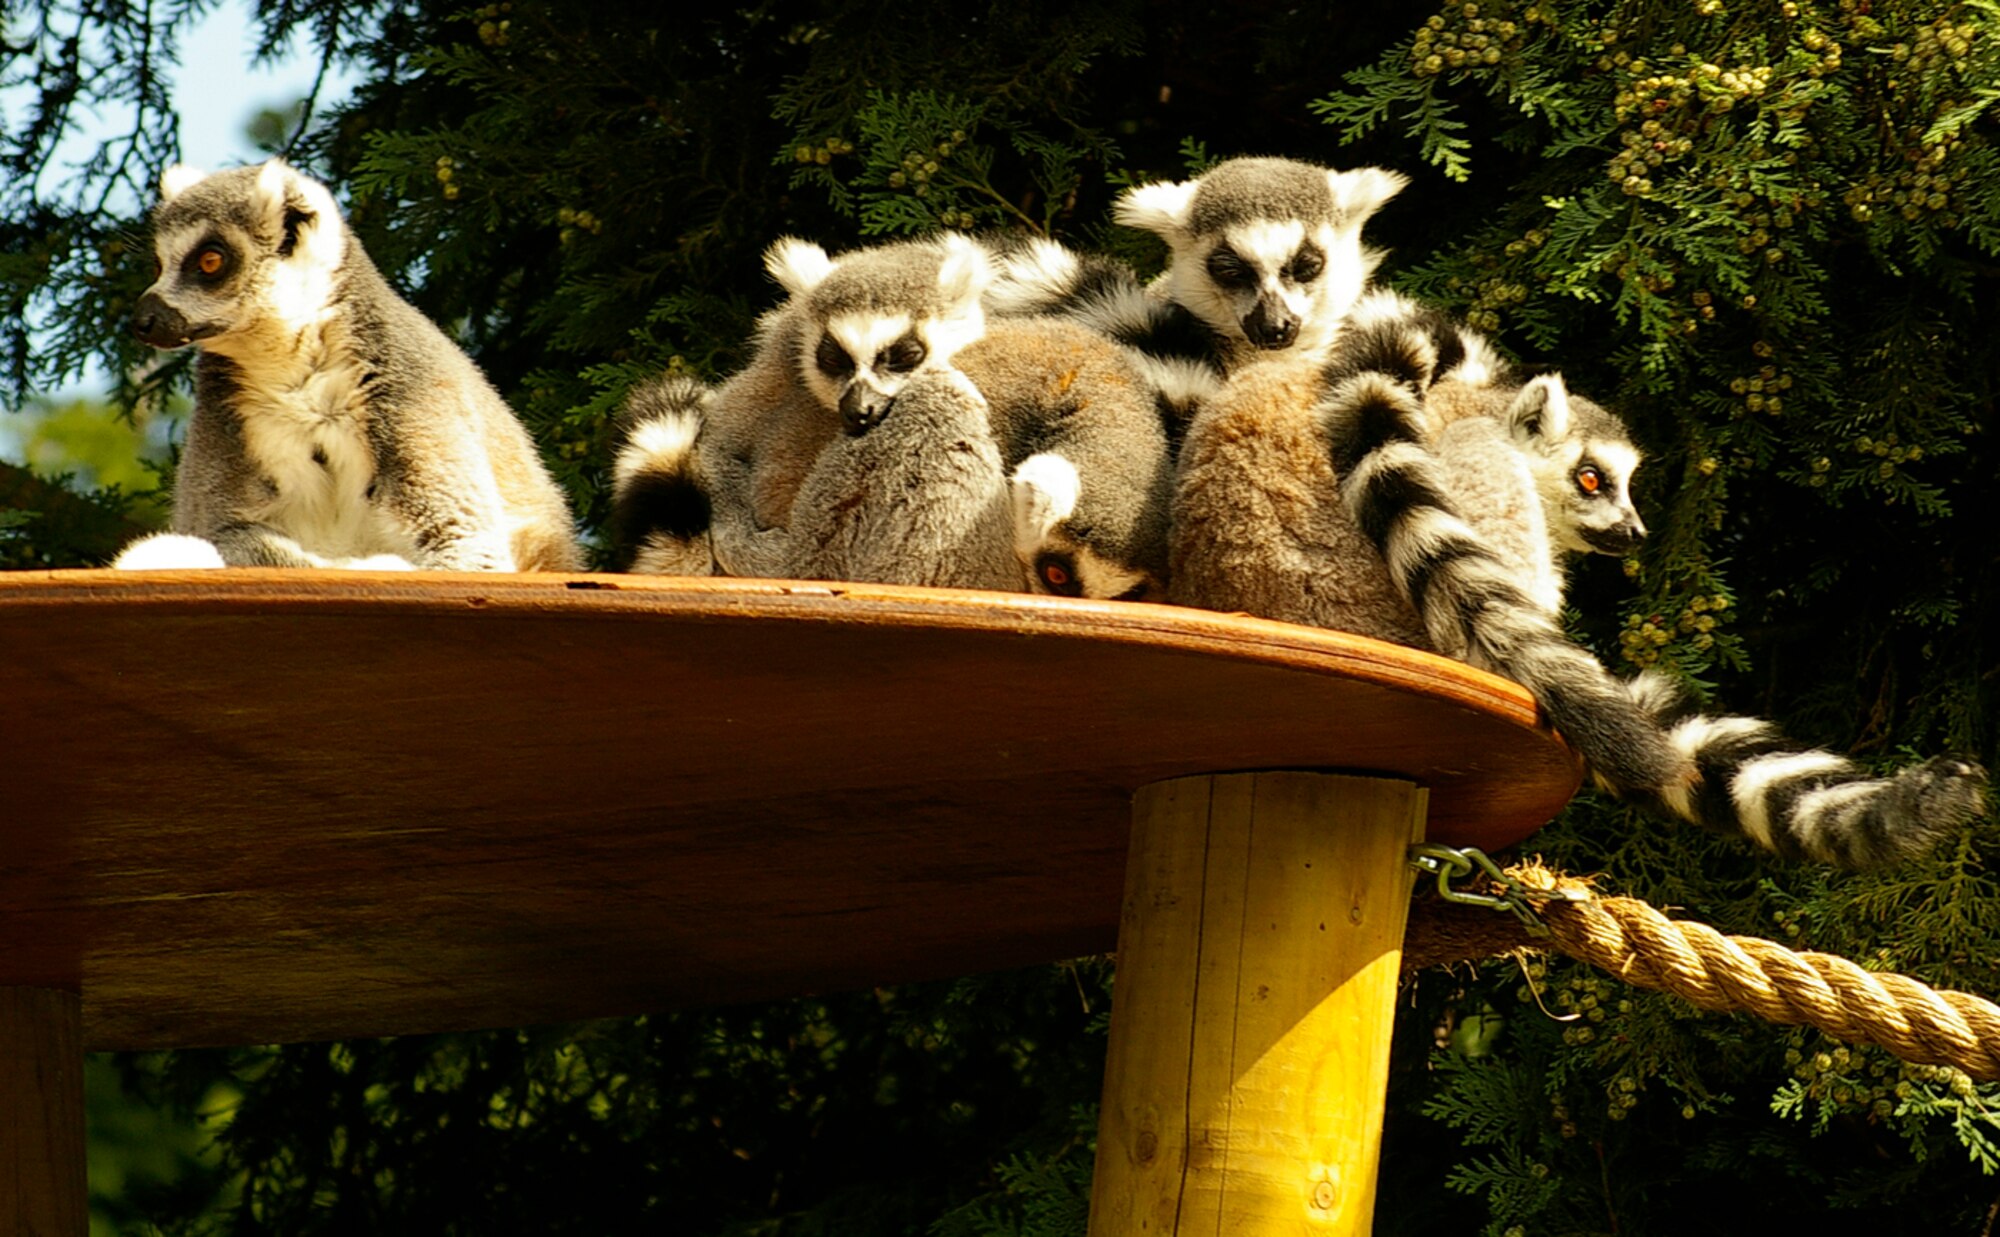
[1885, 755, 1989, 858]
[614, 375, 709, 486]
[1777, 754, 1984, 870]
[618, 372, 711, 425]
[611, 378, 713, 570]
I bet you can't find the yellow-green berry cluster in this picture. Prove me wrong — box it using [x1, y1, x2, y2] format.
[1621, 593, 1729, 664]
[555, 206, 602, 245]
[1500, 227, 1548, 259]
[436, 155, 461, 202]
[475, 2, 512, 47]
[1462, 277, 1529, 332]
[1726, 356, 1793, 419]
[1843, 132, 1969, 225]
[1409, 3, 1544, 78]
[1852, 432, 1922, 484]
[793, 136, 855, 166]
[884, 133, 965, 199]
[1546, 968, 1620, 1035]
[1785, 1040, 1976, 1116]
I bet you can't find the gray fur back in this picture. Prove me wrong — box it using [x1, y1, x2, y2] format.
[784, 370, 1020, 589]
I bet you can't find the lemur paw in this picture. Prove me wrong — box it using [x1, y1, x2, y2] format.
[344, 554, 420, 571]
[111, 533, 227, 570]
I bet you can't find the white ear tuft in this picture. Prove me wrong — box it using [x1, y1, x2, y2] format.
[1114, 178, 1200, 242]
[255, 159, 293, 213]
[765, 237, 835, 296]
[160, 165, 208, 202]
[1507, 374, 1572, 444]
[935, 234, 995, 308]
[256, 160, 346, 267]
[1009, 452, 1081, 554]
[1326, 166, 1410, 226]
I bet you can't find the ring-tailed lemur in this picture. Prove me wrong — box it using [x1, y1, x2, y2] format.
[615, 234, 994, 581]
[612, 236, 1173, 598]
[1317, 294, 1985, 867]
[114, 160, 581, 572]
[984, 157, 1412, 437]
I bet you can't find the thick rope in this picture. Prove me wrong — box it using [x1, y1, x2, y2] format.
[1403, 860, 2000, 1082]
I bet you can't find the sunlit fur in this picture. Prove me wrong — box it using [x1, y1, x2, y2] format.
[774, 234, 993, 429]
[1113, 157, 1408, 363]
[610, 374, 717, 575]
[619, 239, 1172, 596]
[118, 160, 579, 571]
[1310, 292, 1985, 867]
[783, 368, 1020, 589]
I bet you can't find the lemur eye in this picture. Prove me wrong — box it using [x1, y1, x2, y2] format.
[1036, 554, 1083, 598]
[881, 336, 927, 373]
[1283, 248, 1325, 283]
[1205, 249, 1255, 290]
[1576, 465, 1603, 494]
[815, 335, 853, 376]
[196, 247, 226, 278]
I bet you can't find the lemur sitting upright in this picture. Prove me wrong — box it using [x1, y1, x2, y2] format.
[114, 160, 580, 572]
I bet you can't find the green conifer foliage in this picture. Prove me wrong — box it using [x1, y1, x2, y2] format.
[1, 0, 1995, 1231]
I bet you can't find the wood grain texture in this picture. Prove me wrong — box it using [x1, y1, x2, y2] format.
[0, 988, 86, 1237]
[1089, 774, 1425, 1236]
[0, 570, 1578, 1049]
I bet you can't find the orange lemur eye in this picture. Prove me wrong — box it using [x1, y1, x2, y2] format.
[197, 247, 225, 276]
[1576, 465, 1602, 494]
[1036, 554, 1083, 597]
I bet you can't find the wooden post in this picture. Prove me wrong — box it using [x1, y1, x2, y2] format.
[2, 987, 87, 1237]
[1090, 772, 1426, 1235]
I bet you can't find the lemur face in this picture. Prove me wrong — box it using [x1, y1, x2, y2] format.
[132, 161, 346, 354]
[804, 307, 984, 435]
[1009, 453, 1165, 602]
[1507, 377, 1648, 556]
[1114, 158, 1409, 357]
[1188, 220, 1338, 352]
[765, 234, 993, 435]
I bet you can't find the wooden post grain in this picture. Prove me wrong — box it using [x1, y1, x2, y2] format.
[1, 988, 87, 1237]
[1089, 773, 1426, 1235]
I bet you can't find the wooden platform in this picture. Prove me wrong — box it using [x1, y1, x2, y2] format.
[0, 570, 1580, 1051]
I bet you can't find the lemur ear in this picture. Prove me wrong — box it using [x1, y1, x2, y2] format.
[934, 233, 994, 308]
[1009, 453, 1080, 555]
[254, 160, 346, 267]
[765, 238, 834, 296]
[1114, 178, 1199, 243]
[1507, 374, 1573, 444]
[1326, 166, 1409, 227]
[159, 165, 208, 202]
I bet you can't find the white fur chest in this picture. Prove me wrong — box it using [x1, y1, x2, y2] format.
[233, 347, 393, 557]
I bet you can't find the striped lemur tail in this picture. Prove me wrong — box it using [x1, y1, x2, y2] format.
[1620, 673, 1985, 868]
[1321, 307, 1986, 867]
[611, 373, 718, 575]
